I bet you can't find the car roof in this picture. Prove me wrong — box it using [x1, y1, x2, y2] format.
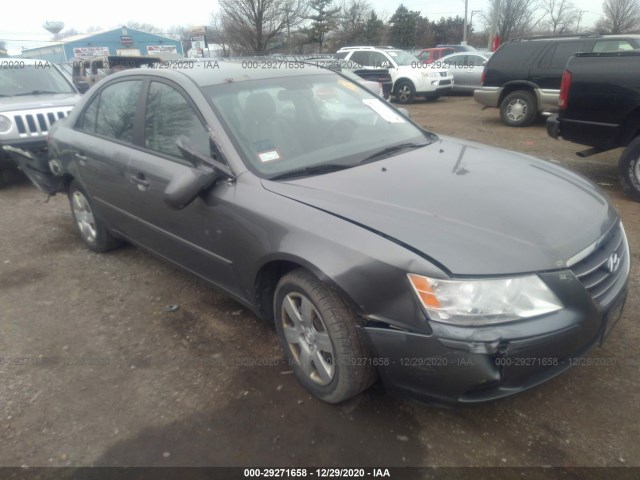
[511, 33, 640, 42]
[105, 60, 336, 87]
[421, 47, 453, 52]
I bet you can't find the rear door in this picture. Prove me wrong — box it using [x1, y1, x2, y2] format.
[71, 78, 145, 229]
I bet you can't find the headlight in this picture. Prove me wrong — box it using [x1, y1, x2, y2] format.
[0, 115, 12, 134]
[407, 273, 563, 325]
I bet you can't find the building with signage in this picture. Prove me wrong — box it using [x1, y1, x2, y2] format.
[20, 27, 183, 63]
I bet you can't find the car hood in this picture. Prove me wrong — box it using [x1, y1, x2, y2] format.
[0, 93, 80, 112]
[261, 136, 618, 276]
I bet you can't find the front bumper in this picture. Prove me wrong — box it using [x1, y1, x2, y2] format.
[363, 271, 628, 404]
[413, 74, 454, 93]
[474, 86, 502, 108]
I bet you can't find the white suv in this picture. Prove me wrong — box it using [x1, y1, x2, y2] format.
[336, 46, 453, 104]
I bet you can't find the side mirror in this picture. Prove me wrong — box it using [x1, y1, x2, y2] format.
[163, 166, 221, 210]
[164, 135, 231, 209]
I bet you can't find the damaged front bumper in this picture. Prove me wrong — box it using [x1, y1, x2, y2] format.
[2, 144, 65, 194]
[363, 270, 628, 404]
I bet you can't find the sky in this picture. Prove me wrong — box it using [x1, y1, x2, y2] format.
[1, 0, 606, 55]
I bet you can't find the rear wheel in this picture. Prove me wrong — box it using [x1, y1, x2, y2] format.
[500, 90, 537, 127]
[619, 136, 640, 201]
[394, 80, 416, 104]
[274, 269, 376, 403]
[68, 181, 122, 252]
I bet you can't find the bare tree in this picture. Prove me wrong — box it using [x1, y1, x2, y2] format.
[335, 0, 372, 46]
[484, 0, 544, 41]
[207, 14, 232, 56]
[597, 0, 640, 33]
[218, 0, 307, 54]
[126, 22, 162, 33]
[542, 0, 579, 33]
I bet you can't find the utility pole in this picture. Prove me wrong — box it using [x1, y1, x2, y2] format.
[463, 0, 469, 44]
[577, 10, 588, 33]
[488, 0, 501, 51]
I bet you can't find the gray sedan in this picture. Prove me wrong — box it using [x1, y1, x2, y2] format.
[18, 62, 630, 405]
[435, 52, 492, 93]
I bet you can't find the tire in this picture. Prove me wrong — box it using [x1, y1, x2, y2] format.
[274, 269, 376, 403]
[619, 136, 640, 201]
[394, 80, 416, 104]
[68, 181, 122, 252]
[500, 90, 537, 127]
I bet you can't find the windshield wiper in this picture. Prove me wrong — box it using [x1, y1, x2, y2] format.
[358, 142, 429, 164]
[270, 163, 352, 180]
[13, 90, 64, 96]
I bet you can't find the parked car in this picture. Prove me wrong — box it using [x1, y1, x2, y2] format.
[308, 58, 393, 98]
[0, 58, 80, 187]
[435, 52, 492, 93]
[474, 34, 640, 126]
[417, 47, 455, 64]
[336, 46, 453, 103]
[547, 50, 640, 201]
[22, 63, 629, 405]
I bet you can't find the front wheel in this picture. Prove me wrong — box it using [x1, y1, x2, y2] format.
[274, 269, 376, 403]
[500, 90, 537, 127]
[68, 181, 123, 252]
[619, 136, 640, 201]
[394, 80, 416, 104]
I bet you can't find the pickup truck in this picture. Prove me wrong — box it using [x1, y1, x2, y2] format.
[547, 50, 640, 201]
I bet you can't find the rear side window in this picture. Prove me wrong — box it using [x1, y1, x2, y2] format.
[490, 42, 546, 67]
[538, 41, 585, 69]
[78, 80, 142, 143]
[593, 40, 635, 52]
[335, 52, 348, 59]
[350, 51, 370, 67]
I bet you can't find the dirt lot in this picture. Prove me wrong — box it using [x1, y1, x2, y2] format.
[1, 96, 639, 470]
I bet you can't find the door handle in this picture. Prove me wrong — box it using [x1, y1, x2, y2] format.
[129, 173, 150, 190]
[74, 152, 87, 165]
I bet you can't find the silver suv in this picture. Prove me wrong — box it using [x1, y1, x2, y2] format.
[0, 58, 80, 187]
[336, 46, 453, 104]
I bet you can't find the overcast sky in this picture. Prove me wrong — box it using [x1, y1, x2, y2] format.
[1, 0, 606, 54]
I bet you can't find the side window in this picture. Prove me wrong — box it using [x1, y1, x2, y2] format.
[470, 55, 486, 67]
[350, 51, 370, 67]
[538, 41, 583, 69]
[144, 81, 211, 159]
[593, 40, 635, 52]
[370, 52, 389, 68]
[79, 80, 142, 142]
[335, 51, 348, 59]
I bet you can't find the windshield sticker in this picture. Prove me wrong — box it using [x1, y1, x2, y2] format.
[337, 78, 358, 92]
[258, 150, 281, 162]
[362, 99, 406, 123]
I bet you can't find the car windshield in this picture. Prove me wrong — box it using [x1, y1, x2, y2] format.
[386, 50, 419, 66]
[203, 73, 433, 179]
[0, 64, 76, 96]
